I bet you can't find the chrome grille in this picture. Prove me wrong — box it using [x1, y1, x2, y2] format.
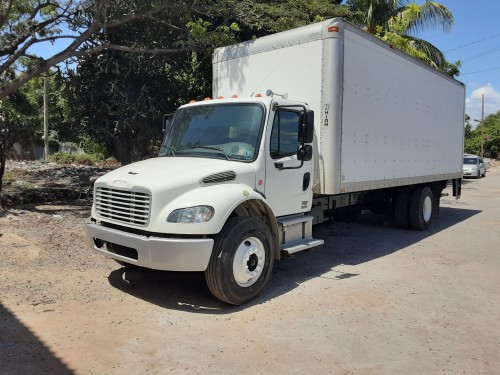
[201, 171, 236, 185]
[95, 187, 151, 226]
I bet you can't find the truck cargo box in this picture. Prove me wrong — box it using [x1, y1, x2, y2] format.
[213, 18, 465, 195]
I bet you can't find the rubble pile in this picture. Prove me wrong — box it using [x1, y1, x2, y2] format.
[1, 160, 118, 207]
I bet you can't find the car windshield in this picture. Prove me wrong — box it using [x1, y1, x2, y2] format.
[463, 157, 478, 165]
[159, 103, 264, 161]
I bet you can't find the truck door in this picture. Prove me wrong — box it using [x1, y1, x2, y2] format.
[264, 108, 314, 217]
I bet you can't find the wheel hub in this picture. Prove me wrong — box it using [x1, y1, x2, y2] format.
[233, 237, 265, 287]
[423, 196, 432, 222]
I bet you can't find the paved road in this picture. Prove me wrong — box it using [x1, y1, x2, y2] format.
[1, 167, 499, 374]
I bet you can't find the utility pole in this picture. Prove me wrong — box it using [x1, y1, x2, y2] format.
[43, 76, 49, 161]
[480, 93, 484, 158]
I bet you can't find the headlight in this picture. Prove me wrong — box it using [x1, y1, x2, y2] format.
[167, 206, 214, 223]
[471, 166, 478, 171]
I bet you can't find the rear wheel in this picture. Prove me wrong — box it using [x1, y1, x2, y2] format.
[393, 189, 411, 228]
[205, 217, 274, 305]
[409, 186, 434, 231]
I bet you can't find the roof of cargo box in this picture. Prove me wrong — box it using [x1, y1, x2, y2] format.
[213, 18, 341, 63]
[213, 18, 464, 87]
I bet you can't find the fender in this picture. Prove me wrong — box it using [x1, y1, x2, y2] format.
[152, 183, 276, 235]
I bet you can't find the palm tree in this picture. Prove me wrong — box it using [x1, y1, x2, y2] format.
[343, 0, 454, 69]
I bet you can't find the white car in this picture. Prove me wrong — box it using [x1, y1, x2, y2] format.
[463, 155, 486, 179]
[483, 158, 491, 170]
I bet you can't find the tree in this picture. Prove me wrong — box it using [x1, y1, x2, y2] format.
[0, 0, 206, 100]
[1, 0, 226, 189]
[0, 88, 38, 206]
[342, 0, 459, 74]
[464, 112, 500, 158]
[67, 0, 352, 164]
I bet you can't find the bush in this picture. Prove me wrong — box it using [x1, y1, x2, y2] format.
[2, 169, 24, 184]
[49, 152, 77, 164]
[49, 152, 111, 166]
[79, 135, 108, 157]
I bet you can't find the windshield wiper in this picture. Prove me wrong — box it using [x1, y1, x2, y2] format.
[191, 145, 229, 160]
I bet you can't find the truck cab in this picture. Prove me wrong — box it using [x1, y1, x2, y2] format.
[86, 96, 321, 305]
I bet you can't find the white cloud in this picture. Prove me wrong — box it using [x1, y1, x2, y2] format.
[466, 84, 500, 125]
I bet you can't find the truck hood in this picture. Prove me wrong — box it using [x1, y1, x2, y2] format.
[95, 157, 257, 193]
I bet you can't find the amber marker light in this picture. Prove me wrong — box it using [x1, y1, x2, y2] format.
[328, 26, 340, 32]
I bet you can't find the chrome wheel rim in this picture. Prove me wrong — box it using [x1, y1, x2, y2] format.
[423, 196, 432, 222]
[233, 237, 265, 287]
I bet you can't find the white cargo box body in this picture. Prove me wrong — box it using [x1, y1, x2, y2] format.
[213, 18, 465, 195]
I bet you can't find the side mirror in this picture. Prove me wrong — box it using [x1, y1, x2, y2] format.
[297, 145, 313, 161]
[299, 110, 314, 143]
[162, 113, 174, 134]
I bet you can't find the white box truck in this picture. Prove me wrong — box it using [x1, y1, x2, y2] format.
[86, 18, 465, 305]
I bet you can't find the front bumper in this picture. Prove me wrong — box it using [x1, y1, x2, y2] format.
[462, 170, 477, 177]
[86, 218, 214, 271]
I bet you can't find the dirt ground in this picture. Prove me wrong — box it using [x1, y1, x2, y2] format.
[1, 163, 499, 375]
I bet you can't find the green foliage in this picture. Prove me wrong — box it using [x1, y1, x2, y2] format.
[49, 151, 108, 166]
[344, 0, 457, 75]
[49, 152, 78, 164]
[79, 135, 109, 157]
[464, 111, 500, 158]
[2, 169, 24, 184]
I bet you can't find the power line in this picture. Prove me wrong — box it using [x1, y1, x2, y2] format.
[445, 32, 500, 53]
[461, 45, 500, 63]
[461, 67, 500, 76]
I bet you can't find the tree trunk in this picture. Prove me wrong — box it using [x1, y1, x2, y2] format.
[116, 136, 133, 165]
[0, 145, 6, 209]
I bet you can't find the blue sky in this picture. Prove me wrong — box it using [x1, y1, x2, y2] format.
[419, 0, 500, 123]
[30, 1, 499, 123]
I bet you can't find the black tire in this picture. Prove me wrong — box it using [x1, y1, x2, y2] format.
[205, 217, 275, 305]
[393, 189, 410, 228]
[409, 186, 434, 231]
[476, 170, 481, 179]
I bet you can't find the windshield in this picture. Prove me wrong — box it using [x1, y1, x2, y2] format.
[463, 157, 478, 165]
[159, 103, 264, 161]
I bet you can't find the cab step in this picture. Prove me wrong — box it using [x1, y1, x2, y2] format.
[278, 214, 324, 256]
[281, 238, 325, 255]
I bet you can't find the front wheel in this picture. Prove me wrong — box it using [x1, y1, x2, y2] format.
[205, 217, 275, 305]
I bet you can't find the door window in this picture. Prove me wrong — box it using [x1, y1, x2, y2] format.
[270, 111, 299, 159]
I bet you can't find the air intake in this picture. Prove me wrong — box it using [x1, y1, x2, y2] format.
[201, 171, 236, 185]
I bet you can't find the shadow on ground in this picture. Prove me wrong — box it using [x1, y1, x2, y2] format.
[107, 205, 480, 314]
[0, 302, 74, 374]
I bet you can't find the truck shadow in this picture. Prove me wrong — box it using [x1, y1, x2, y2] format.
[107, 205, 480, 314]
[0, 301, 75, 374]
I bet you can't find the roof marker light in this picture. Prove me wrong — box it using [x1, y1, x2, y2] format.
[204, 97, 211, 101]
[189, 100, 196, 103]
[231, 94, 239, 98]
[328, 26, 340, 33]
[217, 96, 224, 99]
